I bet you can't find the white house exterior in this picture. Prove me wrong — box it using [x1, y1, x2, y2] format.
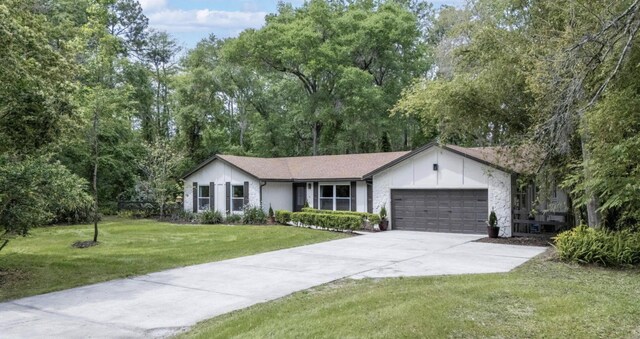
[182, 142, 567, 237]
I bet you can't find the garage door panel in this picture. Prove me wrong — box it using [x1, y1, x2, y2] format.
[391, 189, 488, 234]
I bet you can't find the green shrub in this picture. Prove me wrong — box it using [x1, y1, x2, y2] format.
[99, 202, 118, 216]
[171, 210, 196, 223]
[225, 214, 242, 224]
[291, 212, 362, 231]
[243, 205, 267, 224]
[268, 204, 274, 218]
[198, 210, 223, 224]
[554, 226, 640, 266]
[275, 210, 292, 224]
[300, 208, 380, 224]
[55, 205, 94, 224]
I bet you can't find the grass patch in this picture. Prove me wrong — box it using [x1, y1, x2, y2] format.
[181, 252, 640, 338]
[0, 217, 347, 302]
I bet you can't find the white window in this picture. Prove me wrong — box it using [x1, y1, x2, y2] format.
[232, 185, 244, 212]
[198, 185, 210, 211]
[319, 184, 350, 211]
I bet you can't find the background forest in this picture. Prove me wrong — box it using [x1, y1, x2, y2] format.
[2, 0, 639, 237]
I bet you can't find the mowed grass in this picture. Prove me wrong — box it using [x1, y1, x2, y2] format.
[0, 217, 347, 302]
[181, 254, 640, 339]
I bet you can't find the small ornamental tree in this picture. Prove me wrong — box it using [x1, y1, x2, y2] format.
[488, 210, 498, 229]
[138, 141, 183, 217]
[379, 206, 388, 220]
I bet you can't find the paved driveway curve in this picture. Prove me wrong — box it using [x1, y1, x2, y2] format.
[0, 231, 546, 338]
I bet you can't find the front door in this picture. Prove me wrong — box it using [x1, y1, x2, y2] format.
[293, 183, 307, 212]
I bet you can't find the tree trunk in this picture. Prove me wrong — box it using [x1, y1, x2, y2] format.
[92, 107, 99, 243]
[312, 122, 322, 156]
[155, 64, 161, 141]
[581, 134, 601, 228]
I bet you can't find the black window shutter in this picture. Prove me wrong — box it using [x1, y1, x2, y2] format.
[367, 182, 373, 214]
[313, 182, 318, 209]
[243, 181, 249, 207]
[209, 182, 215, 211]
[350, 181, 357, 211]
[192, 182, 198, 213]
[225, 182, 231, 214]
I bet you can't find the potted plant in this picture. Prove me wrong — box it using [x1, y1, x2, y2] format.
[487, 210, 499, 238]
[268, 204, 275, 224]
[378, 206, 388, 231]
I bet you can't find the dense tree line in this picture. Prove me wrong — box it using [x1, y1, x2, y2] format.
[1, 0, 639, 244]
[395, 0, 640, 229]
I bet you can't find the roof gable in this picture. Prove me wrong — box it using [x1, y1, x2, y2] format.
[363, 142, 536, 177]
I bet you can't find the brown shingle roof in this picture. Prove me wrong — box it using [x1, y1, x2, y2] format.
[182, 142, 537, 180]
[217, 152, 409, 180]
[445, 145, 539, 174]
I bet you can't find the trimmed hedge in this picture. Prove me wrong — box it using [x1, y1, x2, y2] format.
[554, 226, 640, 267]
[275, 210, 292, 224]
[301, 208, 380, 224]
[291, 212, 362, 231]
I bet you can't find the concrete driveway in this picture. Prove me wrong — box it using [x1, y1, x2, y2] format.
[0, 231, 546, 338]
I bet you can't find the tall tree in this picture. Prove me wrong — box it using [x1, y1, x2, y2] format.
[527, 0, 640, 228]
[74, 0, 145, 241]
[225, 0, 427, 155]
[0, 0, 92, 248]
[395, 0, 640, 229]
[143, 30, 181, 141]
[393, 1, 533, 146]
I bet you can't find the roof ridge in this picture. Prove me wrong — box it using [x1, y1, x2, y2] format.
[218, 150, 409, 160]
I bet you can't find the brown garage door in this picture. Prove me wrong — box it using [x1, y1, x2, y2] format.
[391, 189, 488, 234]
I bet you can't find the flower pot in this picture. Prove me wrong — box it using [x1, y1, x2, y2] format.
[379, 219, 388, 231]
[487, 226, 500, 238]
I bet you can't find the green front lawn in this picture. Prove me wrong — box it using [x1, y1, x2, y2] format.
[0, 217, 347, 302]
[182, 254, 640, 338]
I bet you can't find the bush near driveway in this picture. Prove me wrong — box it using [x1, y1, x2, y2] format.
[301, 208, 381, 224]
[554, 225, 640, 266]
[291, 212, 362, 231]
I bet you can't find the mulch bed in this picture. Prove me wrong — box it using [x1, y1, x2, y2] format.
[475, 235, 555, 247]
[72, 240, 100, 249]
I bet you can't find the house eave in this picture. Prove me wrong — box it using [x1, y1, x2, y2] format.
[181, 155, 261, 181]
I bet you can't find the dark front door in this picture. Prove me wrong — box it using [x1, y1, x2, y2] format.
[293, 183, 307, 212]
[391, 189, 488, 234]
